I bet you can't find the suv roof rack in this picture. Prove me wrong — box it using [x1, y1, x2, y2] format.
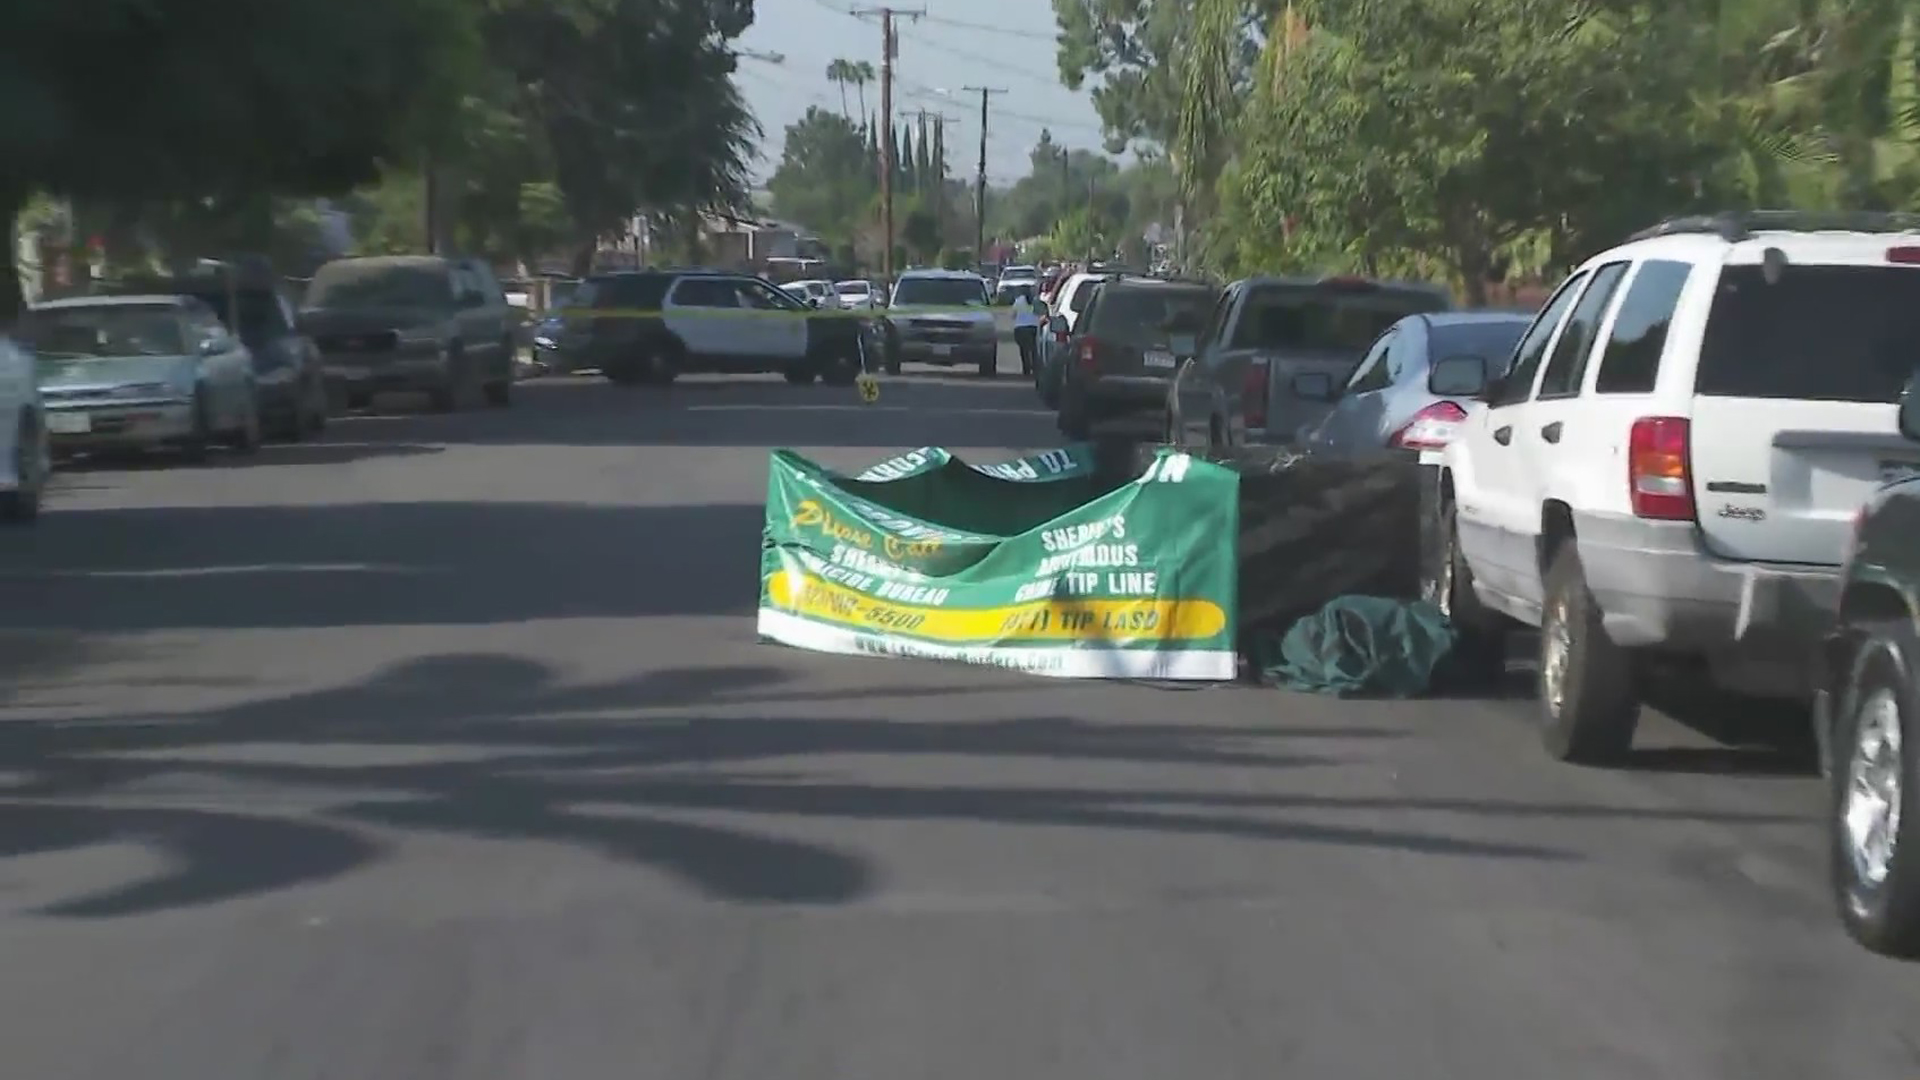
[1629, 210, 1920, 243]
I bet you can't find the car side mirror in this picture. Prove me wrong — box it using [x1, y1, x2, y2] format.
[1291, 371, 1335, 402]
[1048, 315, 1068, 334]
[198, 337, 224, 356]
[1428, 354, 1489, 397]
[1899, 370, 1920, 442]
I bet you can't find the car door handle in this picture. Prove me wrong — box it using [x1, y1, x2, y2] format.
[1493, 426, 1512, 445]
[1541, 421, 1562, 444]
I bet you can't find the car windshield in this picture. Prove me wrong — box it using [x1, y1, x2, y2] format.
[19, 306, 188, 358]
[1429, 320, 1530, 371]
[303, 262, 451, 310]
[893, 278, 988, 307]
[1233, 286, 1448, 352]
[836, 281, 870, 296]
[1696, 265, 1920, 402]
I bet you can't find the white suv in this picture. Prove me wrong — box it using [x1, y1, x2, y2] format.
[1428, 211, 1920, 763]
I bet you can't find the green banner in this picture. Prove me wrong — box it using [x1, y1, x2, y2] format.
[759, 445, 1240, 679]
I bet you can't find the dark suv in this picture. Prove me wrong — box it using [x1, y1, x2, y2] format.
[1815, 368, 1920, 957]
[1055, 276, 1216, 439]
[300, 255, 518, 411]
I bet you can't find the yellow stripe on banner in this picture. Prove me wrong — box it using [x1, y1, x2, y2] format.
[765, 570, 1227, 643]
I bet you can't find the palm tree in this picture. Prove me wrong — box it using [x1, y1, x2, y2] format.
[826, 58, 854, 117]
[851, 60, 876, 118]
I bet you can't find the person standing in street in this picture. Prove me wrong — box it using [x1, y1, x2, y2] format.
[1011, 290, 1041, 376]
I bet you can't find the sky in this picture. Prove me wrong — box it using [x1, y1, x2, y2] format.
[734, 0, 1116, 189]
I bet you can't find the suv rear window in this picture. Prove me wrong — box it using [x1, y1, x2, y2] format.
[1231, 284, 1448, 351]
[1085, 285, 1214, 343]
[591, 275, 671, 310]
[1065, 277, 1104, 312]
[1696, 264, 1920, 402]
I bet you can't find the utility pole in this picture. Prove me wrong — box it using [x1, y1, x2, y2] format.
[964, 86, 1007, 265]
[854, 7, 923, 283]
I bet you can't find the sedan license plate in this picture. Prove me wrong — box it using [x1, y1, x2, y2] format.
[929, 344, 952, 357]
[1144, 349, 1175, 368]
[1881, 459, 1920, 484]
[45, 412, 90, 435]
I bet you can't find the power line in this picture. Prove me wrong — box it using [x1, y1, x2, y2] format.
[894, 29, 1061, 89]
[915, 12, 1030, 38]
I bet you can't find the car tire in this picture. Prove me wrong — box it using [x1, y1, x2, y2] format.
[1423, 498, 1508, 687]
[1538, 542, 1639, 764]
[820, 347, 859, 386]
[883, 326, 902, 374]
[1831, 625, 1920, 957]
[0, 410, 46, 524]
[226, 396, 263, 454]
[179, 392, 212, 463]
[643, 343, 682, 385]
[302, 382, 328, 436]
[977, 352, 996, 378]
[484, 378, 512, 407]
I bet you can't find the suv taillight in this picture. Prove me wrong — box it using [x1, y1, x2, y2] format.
[1628, 416, 1694, 520]
[1242, 360, 1268, 429]
[1078, 338, 1100, 370]
[1389, 401, 1468, 450]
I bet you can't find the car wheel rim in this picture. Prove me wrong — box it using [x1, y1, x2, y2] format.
[1541, 598, 1571, 717]
[1425, 525, 1455, 615]
[1846, 687, 1904, 887]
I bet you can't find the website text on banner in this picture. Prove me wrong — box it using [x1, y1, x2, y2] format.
[759, 446, 1239, 679]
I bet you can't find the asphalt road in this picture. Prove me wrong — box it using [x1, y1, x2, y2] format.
[0, 339, 1916, 1079]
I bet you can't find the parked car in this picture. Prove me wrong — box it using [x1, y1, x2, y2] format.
[548, 270, 863, 385]
[1166, 275, 1452, 453]
[0, 335, 49, 522]
[1035, 270, 1112, 407]
[880, 269, 997, 376]
[835, 279, 880, 310]
[782, 279, 838, 310]
[300, 254, 517, 411]
[1427, 210, 1920, 764]
[18, 295, 261, 461]
[1819, 367, 1920, 958]
[1054, 275, 1216, 440]
[108, 259, 328, 440]
[1294, 311, 1532, 459]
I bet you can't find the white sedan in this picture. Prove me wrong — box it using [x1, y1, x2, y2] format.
[0, 335, 49, 523]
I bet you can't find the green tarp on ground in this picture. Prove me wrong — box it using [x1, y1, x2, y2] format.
[759, 444, 1239, 679]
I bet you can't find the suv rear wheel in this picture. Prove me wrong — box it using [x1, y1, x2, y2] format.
[1538, 543, 1639, 763]
[1832, 626, 1920, 957]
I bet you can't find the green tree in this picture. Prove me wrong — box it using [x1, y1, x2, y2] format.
[1053, 0, 1270, 152]
[1, 0, 477, 312]
[1222, 0, 1730, 299]
[484, 0, 760, 268]
[767, 108, 878, 245]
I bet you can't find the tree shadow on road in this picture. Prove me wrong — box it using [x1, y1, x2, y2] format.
[0, 653, 1812, 920]
[0, 501, 769, 631]
[396, 378, 1061, 450]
